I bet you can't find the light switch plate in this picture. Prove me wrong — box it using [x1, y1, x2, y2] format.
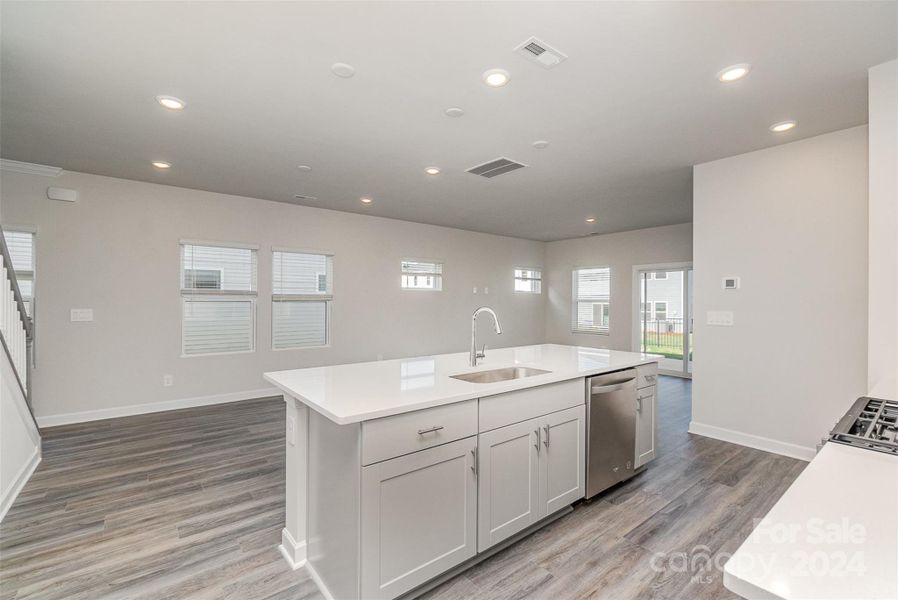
[707, 311, 734, 326]
[70, 308, 94, 322]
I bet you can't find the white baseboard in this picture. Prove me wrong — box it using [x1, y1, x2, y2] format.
[278, 527, 307, 570]
[305, 559, 336, 600]
[689, 421, 815, 462]
[0, 444, 41, 523]
[36, 387, 282, 428]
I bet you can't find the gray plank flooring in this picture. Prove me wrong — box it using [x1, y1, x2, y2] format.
[0, 377, 805, 599]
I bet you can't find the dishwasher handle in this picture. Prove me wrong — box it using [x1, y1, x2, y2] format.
[590, 378, 637, 395]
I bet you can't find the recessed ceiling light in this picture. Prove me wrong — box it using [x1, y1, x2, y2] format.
[532, 140, 550, 149]
[360, 197, 373, 204]
[445, 107, 465, 118]
[585, 217, 596, 223]
[717, 64, 751, 83]
[155, 95, 186, 110]
[482, 69, 511, 87]
[769, 120, 797, 132]
[425, 167, 441, 175]
[297, 165, 312, 172]
[331, 62, 356, 78]
[152, 161, 171, 169]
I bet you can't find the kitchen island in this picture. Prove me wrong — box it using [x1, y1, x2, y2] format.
[264, 343, 658, 600]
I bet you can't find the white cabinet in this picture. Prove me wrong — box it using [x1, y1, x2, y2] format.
[635, 385, 656, 468]
[541, 405, 586, 515]
[477, 404, 586, 552]
[361, 436, 477, 599]
[477, 419, 540, 551]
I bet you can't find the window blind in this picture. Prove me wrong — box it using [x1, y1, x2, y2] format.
[572, 267, 611, 334]
[3, 230, 34, 317]
[272, 251, 332, 349]
[401, 260, 442, 290]
[514, 268, 541, 293]
[181, 243, 257, 355]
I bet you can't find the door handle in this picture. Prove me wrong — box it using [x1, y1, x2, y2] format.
[417, 425, 444, 435]
[534, 428, 540, 454]
[590, 379, 636, 395]
[636, 397, 643, 413]
[470, 448, 477, 475]
[543, 425, 550, 448]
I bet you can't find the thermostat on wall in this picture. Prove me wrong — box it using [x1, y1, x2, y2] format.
[722, 276, 740, 290]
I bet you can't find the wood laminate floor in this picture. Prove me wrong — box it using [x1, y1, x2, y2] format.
[1, 377, 805, 600]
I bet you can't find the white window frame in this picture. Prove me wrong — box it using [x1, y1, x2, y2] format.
[3, 227, 36, 320]
[514, 267, 542, 294]
[271, 248, 334, 351]
[652, 271, 668, 280]
[400, 259, 443, 291]
[572, 266, 611, 335]
[653, 300, 668, 321]
[180, 240, 258, 357]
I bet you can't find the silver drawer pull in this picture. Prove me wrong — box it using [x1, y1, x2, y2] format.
[417, 425, 444, 435]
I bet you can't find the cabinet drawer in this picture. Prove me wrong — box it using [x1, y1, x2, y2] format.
[636, 363, 659, 389]
[479, 379, 585, 432]
[362, 400, 477, 466]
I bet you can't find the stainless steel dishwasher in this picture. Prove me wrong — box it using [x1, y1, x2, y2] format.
[586, 368, 639, 498]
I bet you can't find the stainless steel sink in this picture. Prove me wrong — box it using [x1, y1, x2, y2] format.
[449, 367, 551, 384]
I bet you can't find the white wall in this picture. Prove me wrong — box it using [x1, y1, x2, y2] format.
[0, 170, 546, 424]
[692, 126, 869, 460]
[867, 60, 898, 399]
[543, 223, 693, 351]
[1, 344, 41, 522]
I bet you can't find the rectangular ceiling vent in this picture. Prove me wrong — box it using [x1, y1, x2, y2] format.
[466, 157, 528, 178]
[514, 36, 567, 69]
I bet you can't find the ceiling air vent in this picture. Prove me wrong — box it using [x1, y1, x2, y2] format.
[514, 37, 567, 69]
[293, 194, 319, 201]
[466, 157, 528, 178]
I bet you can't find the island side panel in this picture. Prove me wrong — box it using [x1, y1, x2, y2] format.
[281, 395, 309, 567]
[308, 410, 362, 600]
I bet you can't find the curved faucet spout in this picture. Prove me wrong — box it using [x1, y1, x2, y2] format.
[471, 307, 502, 366]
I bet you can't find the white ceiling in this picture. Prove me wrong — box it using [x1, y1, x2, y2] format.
[1, 2, 895, 241]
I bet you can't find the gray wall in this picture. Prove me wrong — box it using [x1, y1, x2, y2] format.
[0, 170, 546, 422]
[543, 223, 694, 351]
[692, 126, 868, 459]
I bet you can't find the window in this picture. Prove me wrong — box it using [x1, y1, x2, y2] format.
[652, 271, 668, 280]
[514, 268, 542, 293]
[180, 242, 257, 355]
[272, 250, 333, 349]
[653, 301, 668, 321]
[3, 230, 35, 317]
[572, 267, 611, 334]
[401, 260, 442, 290]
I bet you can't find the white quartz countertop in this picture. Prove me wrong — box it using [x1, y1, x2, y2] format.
[724, 442, 898, 600]
[263, 344, 657, 424]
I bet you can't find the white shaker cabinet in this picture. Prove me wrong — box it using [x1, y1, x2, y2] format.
[635, 385, 656, 468]
[361, 436, 478, 600]
[540, 405, 586, 516]
[477, 419, 541, 551]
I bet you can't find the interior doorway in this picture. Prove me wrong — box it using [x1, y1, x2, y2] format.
[634, 265, 693, 377]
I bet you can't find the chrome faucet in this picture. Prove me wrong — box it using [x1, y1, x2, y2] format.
[470, 307, 502, 367]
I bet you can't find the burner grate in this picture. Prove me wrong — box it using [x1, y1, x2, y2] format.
[829, 397, 898, 455]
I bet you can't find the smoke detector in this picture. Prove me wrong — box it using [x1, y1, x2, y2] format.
[514, 37, 567, 69]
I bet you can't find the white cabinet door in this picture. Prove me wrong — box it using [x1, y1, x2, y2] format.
[635, 385, 656, 468]
[361, 437, 477, 600]
[477, 418, 540, 552]
[539, 405, 586, 516]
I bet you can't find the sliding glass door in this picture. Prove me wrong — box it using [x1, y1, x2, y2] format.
[637, 266, 693, 377]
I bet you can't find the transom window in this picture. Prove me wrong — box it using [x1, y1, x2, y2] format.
[572, 267, 611, 334]
[272, 250, 333, 349]
[401, 260, 443, 290]
[180, 242, 257, 356]
[514, 268, 542, 293]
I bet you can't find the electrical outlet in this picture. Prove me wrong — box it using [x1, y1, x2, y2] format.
[286, 416, 296, 446]
[473, 286, 478, 294]
[70, 308, 94, 322]
[484, 287, 489, 294]
[162, 374, 173, 387]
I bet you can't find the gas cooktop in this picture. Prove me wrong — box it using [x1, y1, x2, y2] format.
[829, 396, 898, 456]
